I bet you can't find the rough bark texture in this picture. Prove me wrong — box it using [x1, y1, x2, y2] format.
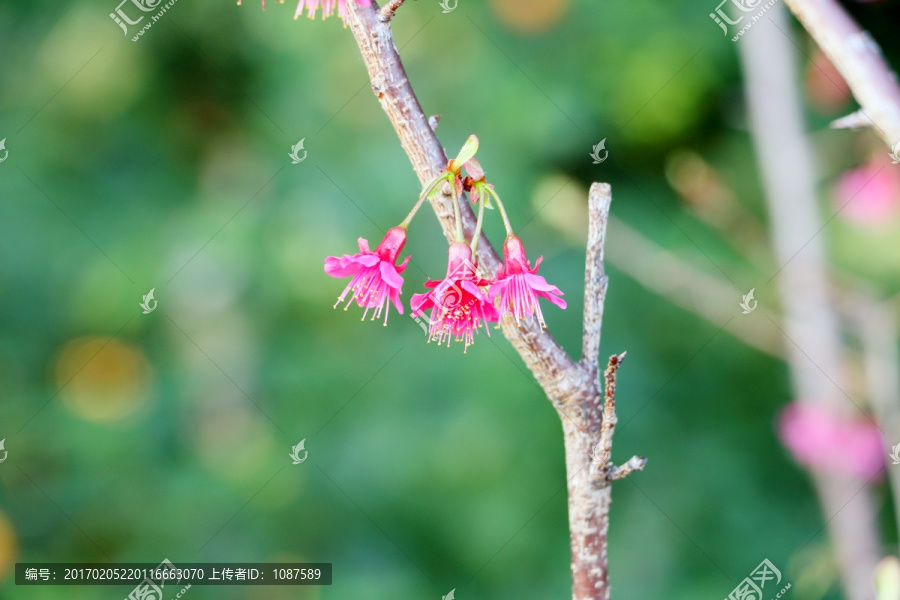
[343, 4, 643, 598]
[783, 0, 900, 146]
[564, 418, 610, 598]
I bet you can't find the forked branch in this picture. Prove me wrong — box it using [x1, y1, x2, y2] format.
[342, 2, 643, 598]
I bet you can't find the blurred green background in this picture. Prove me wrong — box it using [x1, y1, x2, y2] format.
[2, 0, 900, 598]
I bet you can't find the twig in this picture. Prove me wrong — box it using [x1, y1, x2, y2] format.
[378, 0, 406, 22]
[591, 353, 646, 481]
[830, 109, 874, 130]
[608, 456, 647, 481]
[343, 3, 643, 598]
[783, 0, 900, 147]
[581, 183, 611, 375]
[591, 353, 622, 473]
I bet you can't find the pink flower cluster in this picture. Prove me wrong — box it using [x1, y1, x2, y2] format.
[324, 136, 566, 351]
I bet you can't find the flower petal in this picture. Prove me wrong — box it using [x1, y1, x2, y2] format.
[464, 158, 484, 180]
[410, 291, 434, 316]
[538, 291, 567, 309]
[486, 278, 510, 301]
[396, 254, 411, 274]
[325, 256, 361, 278]
[523, 272, 563, 294]
[461, 279, 489, 299]
[379, 260, 404, 290]
[390, 289, 404, 315]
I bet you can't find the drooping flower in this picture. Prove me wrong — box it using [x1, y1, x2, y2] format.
[240, 0, 372, 22]
[488, 235, 566, 328]
[324, 227, 410, 324]
[410, 243, 499, 351]
[293, 0, 371, 20]
[778, 401, 884, 480]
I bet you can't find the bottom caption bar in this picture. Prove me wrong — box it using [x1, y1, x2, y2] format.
[16, 561, 332, 585]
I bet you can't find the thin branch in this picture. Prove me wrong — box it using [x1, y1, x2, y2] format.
[830, 109, 874, 131]
[581, 183, 612, 374]
[591, 353, 622, 475]
[378, 0, 406, 22]
[783, 0, 900, 147]
[609, 456, 647, 481]
[591, 353, 645, 481]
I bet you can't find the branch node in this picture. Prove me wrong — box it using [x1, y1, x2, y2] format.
[379, 0, 406, 22]
[608, 456, 647, 481]
[428, 115, 441, 131]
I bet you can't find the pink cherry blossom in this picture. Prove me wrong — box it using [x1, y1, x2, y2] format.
[410, 243, 499, 351]
[778, 401, 884, 480]
[488, 235, 566, 328]
[325, 227, 410, 324]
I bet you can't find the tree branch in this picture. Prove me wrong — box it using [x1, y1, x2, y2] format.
[783, 0, 900, 147]
[343, 3, 642, 598]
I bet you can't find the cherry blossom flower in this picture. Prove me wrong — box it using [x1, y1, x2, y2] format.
[410, 243, 498, 351]
[325, 227, 410, 324]
[488, 235, 566, 328]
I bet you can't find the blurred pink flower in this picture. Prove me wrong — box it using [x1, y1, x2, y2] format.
[835, 157, 900, 225]
[778, 401, 884, 480]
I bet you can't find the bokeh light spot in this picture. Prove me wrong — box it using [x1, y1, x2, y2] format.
[55, 337, 152, 423]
